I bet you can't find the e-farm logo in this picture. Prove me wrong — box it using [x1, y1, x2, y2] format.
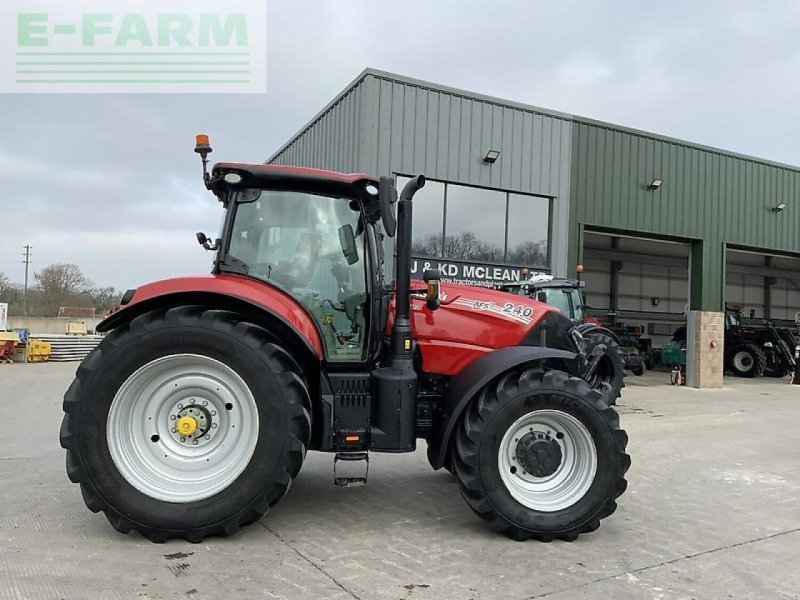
[0, 0, 266, 93]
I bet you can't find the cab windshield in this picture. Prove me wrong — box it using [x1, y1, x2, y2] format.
[227, 189, 368, 362]
[540, 288, 584, 322]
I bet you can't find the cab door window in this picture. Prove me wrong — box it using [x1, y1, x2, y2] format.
[228, 190, 368, 362]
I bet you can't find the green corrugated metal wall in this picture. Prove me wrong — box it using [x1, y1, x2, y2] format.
[267, 69, 800, 312]
[269, 77, 366, 173]
[569, 120, 800, 310]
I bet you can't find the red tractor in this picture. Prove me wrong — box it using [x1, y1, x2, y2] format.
[60, 137, 629, 543]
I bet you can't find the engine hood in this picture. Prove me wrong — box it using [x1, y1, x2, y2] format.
[389, 282, 556, 348]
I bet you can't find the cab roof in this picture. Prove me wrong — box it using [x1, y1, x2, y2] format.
[210, 163, 380, 198]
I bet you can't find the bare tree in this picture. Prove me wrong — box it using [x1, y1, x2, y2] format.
[413, 231, 505, 262]
[0, 272, 12, 300]
[507, 240, 548, 267]
[35, 263, 92, 316]
[86, 286, 119, 313]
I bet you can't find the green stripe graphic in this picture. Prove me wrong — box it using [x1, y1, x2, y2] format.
[17, 61, 249, 65]
[17, 52, 251, 56]
[16, 79, 251, 84]
[17, 70, 249, 74]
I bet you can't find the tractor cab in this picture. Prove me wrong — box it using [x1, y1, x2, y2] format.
[203, 163, 386, 363]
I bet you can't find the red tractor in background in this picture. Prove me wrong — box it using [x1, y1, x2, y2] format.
[60, 136, 629, 543]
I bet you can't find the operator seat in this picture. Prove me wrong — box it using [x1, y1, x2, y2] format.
[272, 232, 321, 290]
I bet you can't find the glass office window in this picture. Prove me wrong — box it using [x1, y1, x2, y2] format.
[397, 176, 551, 267]
[506, 193, 550, 266]
[444, 184, 506, 261]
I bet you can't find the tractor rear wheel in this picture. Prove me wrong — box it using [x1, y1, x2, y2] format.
[60, 306, 311, 543]
[453, 368, 629, 542]
[583, 331, 626, 405]
[728, 344, 766, 378]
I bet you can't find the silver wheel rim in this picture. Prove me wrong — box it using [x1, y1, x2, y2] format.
[733, 351, 753, 371]
[498, 410, 597, 512]
[107, 354, 259, 503]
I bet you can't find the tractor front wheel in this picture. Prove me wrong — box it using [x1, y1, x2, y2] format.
[454, 368, 629, 541]
[583, 331, 626, 405]
[762, 350, 789, 378]
[60, 306, 311, 543]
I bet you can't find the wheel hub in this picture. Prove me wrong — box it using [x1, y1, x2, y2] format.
[515, 432, 563, 477]
[168, 401, 217, 446]
[498, 409, 598, 512]
[107, 353, 260, 504]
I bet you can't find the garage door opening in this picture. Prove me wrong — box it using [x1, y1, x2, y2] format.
[581, 231, 690, 386]
[724, 248, 800, 380]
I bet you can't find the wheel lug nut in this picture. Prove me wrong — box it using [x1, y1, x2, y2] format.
[170, 415, 176, 421]
[172, 427, 177, 433]
[177, 404, 183, 409]
[211, 410, 217, 416]
[212, 423, 217, 428]
[205, 435, 210, 440]
[192, 440, 199, 446]
[180, 437, 186, 442]
[202, 400, 208, 406]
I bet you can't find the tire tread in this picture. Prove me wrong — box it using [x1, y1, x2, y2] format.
[453, 367, 630, 542]
[59, 306, 312, 543]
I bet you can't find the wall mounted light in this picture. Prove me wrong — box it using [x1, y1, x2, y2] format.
[647, 178, 663, 191]
[771, 202, 787, 213]
[483, 149, 500, 164]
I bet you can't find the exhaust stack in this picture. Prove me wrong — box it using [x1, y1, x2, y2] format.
[391, 175, 426, 358]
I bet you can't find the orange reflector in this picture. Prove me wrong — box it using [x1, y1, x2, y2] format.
[345, 435, 360, 442]
[195, 134, 210, 146]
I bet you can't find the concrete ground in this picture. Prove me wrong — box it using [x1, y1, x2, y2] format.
[1, 363, 799, 600]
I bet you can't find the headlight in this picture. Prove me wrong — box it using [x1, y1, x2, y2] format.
[764, 342, 774, 348]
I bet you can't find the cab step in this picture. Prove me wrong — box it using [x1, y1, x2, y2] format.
[334, 452, 369, 487]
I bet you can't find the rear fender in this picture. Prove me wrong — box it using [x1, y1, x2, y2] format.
[426, 346, 583, 470]
[98, 288, 325, 447]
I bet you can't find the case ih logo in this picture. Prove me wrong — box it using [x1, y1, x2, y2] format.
[0, 0, 266, 93]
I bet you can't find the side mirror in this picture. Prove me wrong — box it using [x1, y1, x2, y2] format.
[423, 268, 441, 310]
[338, 224, 359, 265]
[196, 232, 219, 251]
[536, 291, 547, 303]
[378, 176, 398, 237]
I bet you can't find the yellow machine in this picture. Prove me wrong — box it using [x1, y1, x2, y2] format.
[26, 340, 52, 363]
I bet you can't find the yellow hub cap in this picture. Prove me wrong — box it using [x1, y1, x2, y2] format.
[176, 415, 198, 436]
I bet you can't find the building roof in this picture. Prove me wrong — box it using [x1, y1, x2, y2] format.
[267, 68, 800, 174]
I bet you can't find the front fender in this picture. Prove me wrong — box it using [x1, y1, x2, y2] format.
[577, 323, 620, 344]
[426, 345, 583, 470]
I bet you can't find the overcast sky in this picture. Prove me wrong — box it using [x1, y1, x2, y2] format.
[2, 0, 799, 290]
